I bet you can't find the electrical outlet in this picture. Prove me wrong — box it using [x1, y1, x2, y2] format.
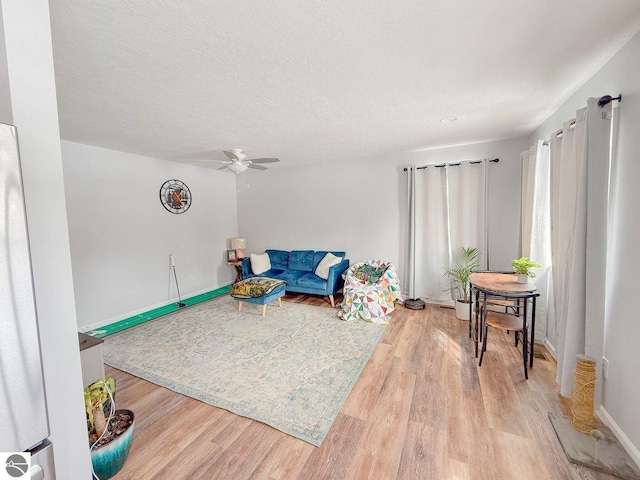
[602, 356, 610, 379]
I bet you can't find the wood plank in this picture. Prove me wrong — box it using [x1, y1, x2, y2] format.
[299, 413, 365, 479]
[398, 421, 448, 479]
[407, 306, 448, 430]
[114, 393, 224, 478]
[202, 421, 280, 480]
[340, 343, 395, 421]
[476, 329, 535, 438]
[249, 434, 315, 480]
[343, 358, 416, 479]
[378, 304, 406, 346]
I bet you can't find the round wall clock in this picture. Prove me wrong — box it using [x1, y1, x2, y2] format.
[159, 179, 192, 214]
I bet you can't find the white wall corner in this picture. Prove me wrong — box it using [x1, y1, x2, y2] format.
[596, 406, 640, 469]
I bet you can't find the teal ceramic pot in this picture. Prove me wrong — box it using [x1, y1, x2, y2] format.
[91, 409, 135, 480]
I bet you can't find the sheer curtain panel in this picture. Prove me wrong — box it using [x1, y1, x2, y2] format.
[521, 141, 554, 344]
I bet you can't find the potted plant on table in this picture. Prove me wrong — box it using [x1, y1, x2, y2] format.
[443, 247, 480, 320]
[85, 377, 135, 480]
[511, 257, 541, 283]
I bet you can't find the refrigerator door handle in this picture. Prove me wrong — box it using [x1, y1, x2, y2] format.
[30, 464, 45, 480]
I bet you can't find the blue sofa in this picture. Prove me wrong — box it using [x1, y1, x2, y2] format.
[241, 249, 349, 307]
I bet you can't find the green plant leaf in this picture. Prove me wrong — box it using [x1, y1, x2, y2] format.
[511, 257, 541, 277]
[443, 247, 480, 302]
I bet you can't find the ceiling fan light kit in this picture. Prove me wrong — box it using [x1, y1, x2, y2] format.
[227, 162, 248, 174]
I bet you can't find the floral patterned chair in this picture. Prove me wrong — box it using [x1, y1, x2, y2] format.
[338, 260, 402, 325]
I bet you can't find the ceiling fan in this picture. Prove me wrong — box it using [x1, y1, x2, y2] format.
[215, 149, 280, 174]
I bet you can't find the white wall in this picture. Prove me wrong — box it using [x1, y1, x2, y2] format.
[237, 136, 527, 292]
[0, 0, 91, 477]
[0, 6, 11, 123]
[530, 31, 640, 461]
[62, 141, 239, 330]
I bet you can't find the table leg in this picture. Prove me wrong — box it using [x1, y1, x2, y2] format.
[480, 292, 487, 343]
[468, 283, 473, 336]
[472, 288, 480, 357]
[530, 296, 536, 367]
[234, 264, 243, 283]
[469, 286, 474, 339]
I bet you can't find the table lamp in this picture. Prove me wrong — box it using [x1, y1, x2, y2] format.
[230, 237, 247, 259]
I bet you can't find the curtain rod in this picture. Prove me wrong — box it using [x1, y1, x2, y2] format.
[542, 94, 622, 146]
[403, 158, 499, 172]
[598, 94, 622, 108]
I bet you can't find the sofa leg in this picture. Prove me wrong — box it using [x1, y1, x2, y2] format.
[262, 304, 267, 317]
[329, 295, 335, 308]
[238, 302, 242, 312]
[277, 298, 282, 307]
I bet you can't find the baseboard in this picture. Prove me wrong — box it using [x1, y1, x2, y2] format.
[80, 284, 232, 338]
[596, 406, 640, 468]
[543, 338, 557, 359]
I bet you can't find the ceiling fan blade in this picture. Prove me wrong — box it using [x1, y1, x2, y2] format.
[217, 165, 230, 171]
[193, 160, 232, 165]
[223, 150, 241, 161]
[248, 164, 268, 170]
[249, 157, 280, 164]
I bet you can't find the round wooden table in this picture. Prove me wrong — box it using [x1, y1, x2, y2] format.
[469, 272, 539, 368]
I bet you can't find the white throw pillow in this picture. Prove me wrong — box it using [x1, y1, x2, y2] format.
[315, 252, 342, 280]
[250, 253, 271, 275]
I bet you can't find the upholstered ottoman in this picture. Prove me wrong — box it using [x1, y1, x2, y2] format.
[230, 277, 287, 317]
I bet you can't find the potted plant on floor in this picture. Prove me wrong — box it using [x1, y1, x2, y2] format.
[85, 377, 135, 480]
[511, 257, 541, 283]
[443, 247, 480, 320]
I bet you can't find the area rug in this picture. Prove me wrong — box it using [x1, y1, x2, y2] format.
[102, 295, 384, 446]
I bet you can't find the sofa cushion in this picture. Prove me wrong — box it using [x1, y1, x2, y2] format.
[279, 270, 307, 285]
[315, 252, 343, 280]
[296, 272, 327, 289]
[250, 253, 271, 275]
[266, 249, 290, 270]
[288, 250, 315, 271]
[260, 269, 287, 280]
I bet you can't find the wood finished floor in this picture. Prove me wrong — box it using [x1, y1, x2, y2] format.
[106, 294, 617, 480]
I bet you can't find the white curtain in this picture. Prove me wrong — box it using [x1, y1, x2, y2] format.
[520, 141, 554, 343]
[520, 147, 536, 258]
[549, 98, 612, 401]
[411, 161, 487, 302]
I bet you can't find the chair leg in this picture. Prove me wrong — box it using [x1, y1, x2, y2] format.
[479, 323, 489, 366]
[329, 295, 335, 308]
[522, 327, 529, 380]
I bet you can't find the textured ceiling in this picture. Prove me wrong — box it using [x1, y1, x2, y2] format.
[49, 0, 640, 169]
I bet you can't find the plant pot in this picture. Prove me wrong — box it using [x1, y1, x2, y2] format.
[91, 409, 135, 480]
[455, 299, 471, 321]
[516, 274, 529, 284]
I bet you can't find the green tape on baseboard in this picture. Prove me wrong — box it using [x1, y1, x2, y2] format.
[87, 285, 231, 338]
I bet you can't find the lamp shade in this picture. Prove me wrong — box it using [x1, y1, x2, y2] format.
[230, 237, 246, 250]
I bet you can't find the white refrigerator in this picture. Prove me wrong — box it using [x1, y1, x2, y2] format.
[0, 122, 56, 479]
